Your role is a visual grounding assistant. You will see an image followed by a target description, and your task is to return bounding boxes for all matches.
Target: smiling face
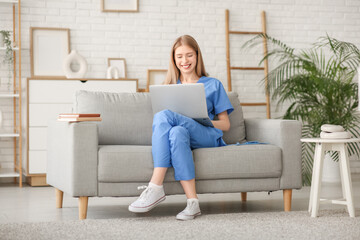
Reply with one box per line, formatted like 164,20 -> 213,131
174,45 -> 197,76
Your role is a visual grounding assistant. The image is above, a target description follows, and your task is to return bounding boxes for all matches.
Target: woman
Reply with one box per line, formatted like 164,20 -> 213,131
128,35 -> 233,220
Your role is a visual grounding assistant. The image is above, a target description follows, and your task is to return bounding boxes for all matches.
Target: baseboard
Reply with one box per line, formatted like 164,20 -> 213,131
27,176 -> 49,186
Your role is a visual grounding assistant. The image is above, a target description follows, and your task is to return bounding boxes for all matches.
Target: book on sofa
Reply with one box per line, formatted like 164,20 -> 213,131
58,113 -> 102,122
59,113 -> 101,118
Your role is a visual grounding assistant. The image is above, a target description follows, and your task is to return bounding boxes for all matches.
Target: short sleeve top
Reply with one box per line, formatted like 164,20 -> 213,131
177,76 -> 234,120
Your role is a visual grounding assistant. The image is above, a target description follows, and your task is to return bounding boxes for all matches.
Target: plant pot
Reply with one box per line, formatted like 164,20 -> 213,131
321,152 -> 341,183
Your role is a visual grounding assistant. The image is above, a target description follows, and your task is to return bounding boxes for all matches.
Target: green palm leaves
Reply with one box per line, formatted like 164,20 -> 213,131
244,34 -> 360,185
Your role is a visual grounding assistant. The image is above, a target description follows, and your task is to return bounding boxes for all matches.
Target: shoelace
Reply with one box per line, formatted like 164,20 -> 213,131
137,185 -> 147,190
137,185 -> 153,202
182,201 -> 196,213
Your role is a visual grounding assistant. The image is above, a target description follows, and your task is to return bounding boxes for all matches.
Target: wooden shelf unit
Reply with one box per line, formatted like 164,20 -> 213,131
0,0 -> 18,4
0,168 -> 20,178
0,93 -> 20,98
0,133 -> 20,137
0,0 -> 22,187
0,47 -> 19,51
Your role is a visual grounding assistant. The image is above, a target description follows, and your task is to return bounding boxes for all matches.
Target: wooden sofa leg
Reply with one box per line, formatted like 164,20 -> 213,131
55,188 -> 64,208
241,192 -> 247,202
79,197 -> 89,220
283,189 -> 292,211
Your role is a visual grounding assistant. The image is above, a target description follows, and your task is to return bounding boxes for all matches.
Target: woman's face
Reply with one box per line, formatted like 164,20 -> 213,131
174,45 -> 197,75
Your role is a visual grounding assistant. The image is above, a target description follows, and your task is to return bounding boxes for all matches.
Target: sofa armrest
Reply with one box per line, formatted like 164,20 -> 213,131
244,118 -> 302,190
46,120 -> 99,197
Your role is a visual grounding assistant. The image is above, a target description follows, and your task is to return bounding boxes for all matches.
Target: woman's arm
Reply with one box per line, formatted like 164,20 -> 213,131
211,111 -> 230,131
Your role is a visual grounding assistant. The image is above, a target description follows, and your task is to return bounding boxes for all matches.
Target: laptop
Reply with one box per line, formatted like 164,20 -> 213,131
149,83 -> 214,127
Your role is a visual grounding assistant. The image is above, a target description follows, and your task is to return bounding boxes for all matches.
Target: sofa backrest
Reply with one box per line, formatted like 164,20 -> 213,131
74,90 -> 245,145
222,92 -> 246,144
74,90 -> 153,145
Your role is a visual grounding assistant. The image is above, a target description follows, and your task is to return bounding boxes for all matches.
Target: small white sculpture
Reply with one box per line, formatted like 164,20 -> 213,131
63,50 -> 88,78
320,124 -> 351,139
320,131 -> 351,139
106,66 -> 120,79
320,124 -> 344,132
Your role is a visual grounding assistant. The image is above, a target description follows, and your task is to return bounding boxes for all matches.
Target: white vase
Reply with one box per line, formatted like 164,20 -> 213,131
321,152 -> 341,183
63,50 -> 88,78
106,66 -> 120,79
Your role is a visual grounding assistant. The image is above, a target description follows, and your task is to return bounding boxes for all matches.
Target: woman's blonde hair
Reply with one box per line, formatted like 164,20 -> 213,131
164,35 -> 208,84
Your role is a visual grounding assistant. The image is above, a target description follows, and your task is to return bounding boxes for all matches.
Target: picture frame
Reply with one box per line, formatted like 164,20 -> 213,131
107,58 -> 127,78
146,69 -> 167,92
30,27 -> 70,78
101,0 -> 139,13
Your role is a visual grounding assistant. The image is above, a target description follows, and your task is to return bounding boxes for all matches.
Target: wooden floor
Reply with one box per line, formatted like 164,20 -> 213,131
1,174 -> 360,223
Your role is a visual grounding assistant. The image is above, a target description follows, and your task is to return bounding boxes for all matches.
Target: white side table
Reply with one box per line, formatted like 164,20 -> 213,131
301,138 -> 360,217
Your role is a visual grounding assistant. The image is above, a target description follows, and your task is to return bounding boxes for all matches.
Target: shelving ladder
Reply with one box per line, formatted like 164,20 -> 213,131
225,9 -> 271,119
0,0 -> 22,187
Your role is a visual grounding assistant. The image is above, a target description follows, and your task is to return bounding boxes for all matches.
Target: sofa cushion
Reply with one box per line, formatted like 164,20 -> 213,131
98,145 -> 177,182
221,92 -> 246,144
98,144 -> 282,183
193,144 -> 282,179
74,91 -> 153,145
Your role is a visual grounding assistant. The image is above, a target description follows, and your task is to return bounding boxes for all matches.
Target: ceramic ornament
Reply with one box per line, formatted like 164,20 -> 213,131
106,66 -> 120,79
63,50 -> 88,78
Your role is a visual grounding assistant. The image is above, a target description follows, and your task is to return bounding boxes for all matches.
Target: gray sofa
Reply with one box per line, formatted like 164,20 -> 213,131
46,90 -> 302,220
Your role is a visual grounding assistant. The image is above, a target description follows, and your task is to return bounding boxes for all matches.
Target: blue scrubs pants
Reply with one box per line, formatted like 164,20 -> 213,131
152,110 -> 224,181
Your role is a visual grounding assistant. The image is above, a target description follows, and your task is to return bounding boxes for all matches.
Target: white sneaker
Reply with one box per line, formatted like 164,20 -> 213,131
128,184 -> 166,213
176,198 -> 201,220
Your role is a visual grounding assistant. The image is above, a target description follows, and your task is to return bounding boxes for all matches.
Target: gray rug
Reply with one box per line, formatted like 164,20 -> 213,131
1,210 -> 360,240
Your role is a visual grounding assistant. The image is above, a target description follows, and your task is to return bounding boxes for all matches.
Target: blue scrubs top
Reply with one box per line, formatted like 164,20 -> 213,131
177,76 -> 234,120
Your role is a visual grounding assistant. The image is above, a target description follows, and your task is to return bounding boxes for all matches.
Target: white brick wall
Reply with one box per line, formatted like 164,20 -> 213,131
1,0 -> 360,178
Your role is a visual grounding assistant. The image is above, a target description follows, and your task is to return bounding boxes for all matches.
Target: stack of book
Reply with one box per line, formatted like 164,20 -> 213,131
57,113 -> 102,122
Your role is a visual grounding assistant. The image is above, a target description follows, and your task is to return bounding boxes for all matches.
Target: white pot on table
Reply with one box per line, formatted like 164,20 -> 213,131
321,152 -> 341,183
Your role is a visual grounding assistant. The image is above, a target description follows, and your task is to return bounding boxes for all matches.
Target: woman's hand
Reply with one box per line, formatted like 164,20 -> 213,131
211,111 -> 230,131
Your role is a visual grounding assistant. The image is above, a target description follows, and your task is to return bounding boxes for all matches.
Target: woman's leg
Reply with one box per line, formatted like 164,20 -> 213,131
150,167 -> 168,185
180,179 -> 198,199
169,126 -> 201,220
178,178 -> 201,220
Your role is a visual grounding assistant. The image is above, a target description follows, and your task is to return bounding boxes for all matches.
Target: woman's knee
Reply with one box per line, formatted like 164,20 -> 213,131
169,126 -> 190,144
153,109 -> 174,124
154,109 -> 173,118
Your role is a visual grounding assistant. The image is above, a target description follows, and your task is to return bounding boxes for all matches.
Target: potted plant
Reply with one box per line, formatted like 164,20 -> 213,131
244,35 -> 360,185
0,30 -> 14,88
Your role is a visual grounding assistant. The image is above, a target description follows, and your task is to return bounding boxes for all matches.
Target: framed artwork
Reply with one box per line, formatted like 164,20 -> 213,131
101,0 -> 139,12
146,69 -> 167,92
30,27 -> 70,78
107,58 -> 127,78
